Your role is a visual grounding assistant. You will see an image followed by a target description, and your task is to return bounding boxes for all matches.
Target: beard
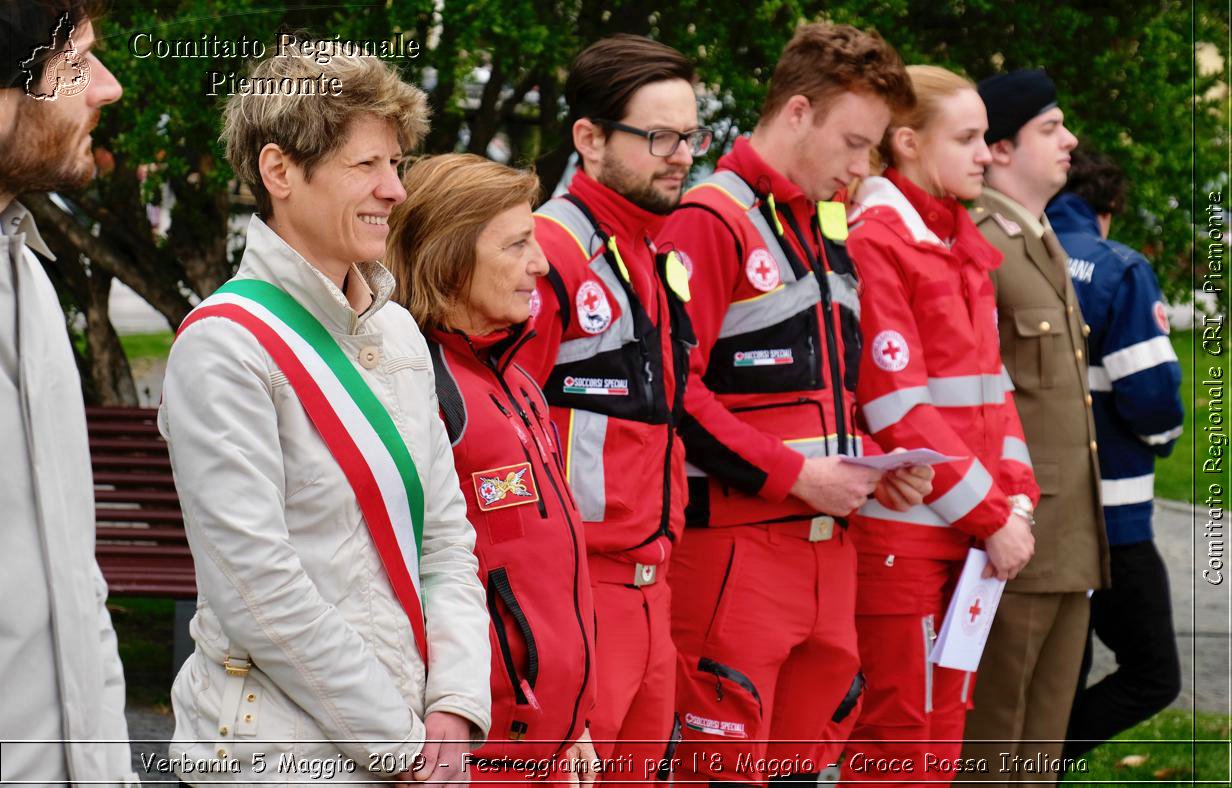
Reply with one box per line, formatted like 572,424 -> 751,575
597,149 -> 687,215
0,100 -> 97,196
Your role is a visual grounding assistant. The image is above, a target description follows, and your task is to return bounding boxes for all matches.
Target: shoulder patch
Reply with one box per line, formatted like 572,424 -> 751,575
472,462 -> 539,511
871,330 -> 910,372
993,213 -> 1022,237
575,280 -> 612,334
745,248 -> 780,292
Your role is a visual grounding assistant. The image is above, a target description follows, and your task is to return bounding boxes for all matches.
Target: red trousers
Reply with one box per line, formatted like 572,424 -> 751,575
669,523 -> 861,784
587,561 -> 677,787
840,553 -> 974,787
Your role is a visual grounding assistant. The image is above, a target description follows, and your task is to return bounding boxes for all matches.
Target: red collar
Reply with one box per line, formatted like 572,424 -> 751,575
719,137 -> 807,205
882,168 -> 1001,271
568,169 -> 666,244
430,323 -> 531,368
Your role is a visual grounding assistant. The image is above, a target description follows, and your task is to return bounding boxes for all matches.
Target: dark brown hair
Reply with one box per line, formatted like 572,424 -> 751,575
565,34 -> 695,135
761,23 -> 914,124
1062,148 -> 1125,216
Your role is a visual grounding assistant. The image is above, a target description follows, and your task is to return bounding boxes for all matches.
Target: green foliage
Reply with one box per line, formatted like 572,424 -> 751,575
1060,709 -> 1231,784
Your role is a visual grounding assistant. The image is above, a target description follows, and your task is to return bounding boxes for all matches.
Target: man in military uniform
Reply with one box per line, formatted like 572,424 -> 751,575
958,69 -> 1110,785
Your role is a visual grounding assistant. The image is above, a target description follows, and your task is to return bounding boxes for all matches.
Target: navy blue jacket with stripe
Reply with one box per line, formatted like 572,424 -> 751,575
1046,192 -> 1184,545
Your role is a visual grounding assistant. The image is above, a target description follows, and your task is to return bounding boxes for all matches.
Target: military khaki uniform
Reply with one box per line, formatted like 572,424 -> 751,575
958,189 -> 1111,785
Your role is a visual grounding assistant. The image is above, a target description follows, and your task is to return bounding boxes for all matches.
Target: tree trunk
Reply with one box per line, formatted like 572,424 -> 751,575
83,269 -> 139,406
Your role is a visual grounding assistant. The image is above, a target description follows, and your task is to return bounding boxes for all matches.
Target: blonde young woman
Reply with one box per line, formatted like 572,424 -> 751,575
387,153 -> 598,786
840,66 -> 1039,786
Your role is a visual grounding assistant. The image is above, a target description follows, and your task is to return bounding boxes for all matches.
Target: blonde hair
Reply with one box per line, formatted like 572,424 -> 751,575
387,154 -> 540,330
220,39 -> 430,217
875,65 -> 975,170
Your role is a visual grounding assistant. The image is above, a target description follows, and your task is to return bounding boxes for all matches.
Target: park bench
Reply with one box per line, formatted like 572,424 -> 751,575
88,405 -> 195,671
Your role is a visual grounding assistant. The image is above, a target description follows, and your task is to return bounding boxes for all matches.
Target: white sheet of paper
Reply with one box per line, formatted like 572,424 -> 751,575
839,448 -> 964,471
928,548 -> 1006,672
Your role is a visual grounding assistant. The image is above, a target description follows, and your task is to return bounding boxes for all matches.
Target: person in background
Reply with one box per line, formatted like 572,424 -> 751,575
656,23 -> 932,785
517,35 -> 704,785
958,68 -> 1110,786
387,152 -> 599,785
841,64 -> 1038,787
1046,148 -> 1183,760
0,0 -> 136,782
160,42 -> 491,784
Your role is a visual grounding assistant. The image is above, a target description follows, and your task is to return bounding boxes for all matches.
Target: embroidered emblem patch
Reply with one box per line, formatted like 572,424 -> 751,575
575,280 -> 612,334
745,248 -> 780,292
563,375 -> 629,396
684,712 -> 749,738
472,462 -> 539,512
871,330 -> 909,372
992,213 -> 1022,237
734,349 -> 794,367
1153,300 -> 1171,334
527,288 -> 542,319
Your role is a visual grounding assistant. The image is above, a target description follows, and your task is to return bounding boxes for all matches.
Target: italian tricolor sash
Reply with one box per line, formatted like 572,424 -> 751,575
178,278 -> 429,660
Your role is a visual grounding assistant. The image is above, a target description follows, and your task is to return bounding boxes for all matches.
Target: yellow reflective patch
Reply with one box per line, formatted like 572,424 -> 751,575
606,237 -> 631,283
818,201 -> 849,241
665,251 -> 691,302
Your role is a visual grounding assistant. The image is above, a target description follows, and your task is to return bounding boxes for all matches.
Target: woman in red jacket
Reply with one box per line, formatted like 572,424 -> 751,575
840,67 -> 1040,786
387,154 -> 597,785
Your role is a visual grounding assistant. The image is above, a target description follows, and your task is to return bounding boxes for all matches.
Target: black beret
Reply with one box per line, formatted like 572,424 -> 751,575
977,68 -> 1058,144
1,1 -> 92,91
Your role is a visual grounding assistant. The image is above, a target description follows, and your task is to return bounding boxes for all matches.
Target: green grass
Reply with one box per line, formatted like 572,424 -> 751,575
1154,329 -> 1226,504
109,596 -> 175,708
1062,709 -> 1231,784
118,331 -> 174,361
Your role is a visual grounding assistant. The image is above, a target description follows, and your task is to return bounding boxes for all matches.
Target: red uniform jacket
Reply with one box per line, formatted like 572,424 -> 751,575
657,137 -> 871,527
428,326 -> 596,757
846,170 -> 1040,559
521,170 -> 688,566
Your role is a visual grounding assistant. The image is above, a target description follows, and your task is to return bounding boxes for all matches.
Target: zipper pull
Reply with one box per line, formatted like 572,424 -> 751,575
714,675 -> 724,703
489,394 -> 528,445
519,679 -> 542,711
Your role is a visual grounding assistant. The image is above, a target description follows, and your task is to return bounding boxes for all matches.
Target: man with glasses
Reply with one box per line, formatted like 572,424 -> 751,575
656,23 -> 928,785
521,34 -> 708,785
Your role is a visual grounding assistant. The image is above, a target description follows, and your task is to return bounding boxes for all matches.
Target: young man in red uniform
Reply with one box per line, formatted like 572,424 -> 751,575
655,24 -> 929,784
519,35 -> 710,784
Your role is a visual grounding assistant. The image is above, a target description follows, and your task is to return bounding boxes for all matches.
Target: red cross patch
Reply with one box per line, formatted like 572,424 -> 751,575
961,590 -> 987,636
871,330 -> 910,372
1153,301 -> 1170,334
745,248 -> 780,292
575,280 -> 613,334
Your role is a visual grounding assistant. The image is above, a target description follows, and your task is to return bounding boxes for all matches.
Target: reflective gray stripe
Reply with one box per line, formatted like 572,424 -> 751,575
1088,365 -> 1112,391
1001,365 -> 1015,392
785,434 -> 864,458
702,169 -> 757,210
685,460 -> 707,478
858,498 -> 948,527
1140,425 -> 1183,446
922,616 -> 936,713
1103,336 -> 1178,381
568,410 -> 608,521
1001,436 -> 1033,467
828,271 -> 860,319
927,374 -> 1010,407
536,198 -> 638,365
862,386 -> 931,433
719,276 -> 820,338
1101,473 -> 1155,506
930,459 -> 993,523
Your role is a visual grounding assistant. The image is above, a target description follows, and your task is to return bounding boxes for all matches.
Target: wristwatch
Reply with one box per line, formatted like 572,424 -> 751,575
1008,494 -> 1035,527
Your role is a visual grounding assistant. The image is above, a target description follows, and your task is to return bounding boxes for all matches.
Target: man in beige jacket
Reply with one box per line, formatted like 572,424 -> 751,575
959,69 -> 1110,785
0,2 -> 137,783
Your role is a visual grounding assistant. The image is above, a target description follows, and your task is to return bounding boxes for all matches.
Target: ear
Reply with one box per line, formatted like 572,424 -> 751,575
987,138 -> 1015,167
783,94 -> 813,132
890,126 -> 918,163
572,118 -> 606,171
258,143 -> 294,202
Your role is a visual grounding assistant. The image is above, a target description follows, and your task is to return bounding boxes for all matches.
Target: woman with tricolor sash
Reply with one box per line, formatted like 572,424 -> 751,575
387,154 -> 599,786
159,44 -> 491,785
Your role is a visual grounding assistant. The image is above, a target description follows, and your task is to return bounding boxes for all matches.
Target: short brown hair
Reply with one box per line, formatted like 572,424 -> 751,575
387,153 -> 540,329
761,23 -> 914,124
565,34 -> 695,133
878,65 -> 974,169
220,38 -> 429,217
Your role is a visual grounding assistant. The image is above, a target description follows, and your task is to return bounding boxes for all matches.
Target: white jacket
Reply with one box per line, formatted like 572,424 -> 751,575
0,202 -> 138,784
159,216 -> 491,783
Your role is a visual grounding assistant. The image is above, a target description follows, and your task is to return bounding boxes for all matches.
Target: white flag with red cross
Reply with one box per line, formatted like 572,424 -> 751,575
929,548 -> 1006,672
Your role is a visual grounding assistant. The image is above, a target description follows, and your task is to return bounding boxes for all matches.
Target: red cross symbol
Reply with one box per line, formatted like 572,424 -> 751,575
881,341 -> 903,361
968,598 -> 982,622
582,289 -> 600,310
755,259 -> 774,279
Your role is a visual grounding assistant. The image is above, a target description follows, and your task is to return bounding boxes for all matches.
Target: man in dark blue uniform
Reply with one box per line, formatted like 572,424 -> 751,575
1046,149 -> 1183,759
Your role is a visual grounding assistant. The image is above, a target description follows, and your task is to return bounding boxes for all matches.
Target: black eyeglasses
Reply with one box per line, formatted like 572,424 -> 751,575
595,119 -> 714,157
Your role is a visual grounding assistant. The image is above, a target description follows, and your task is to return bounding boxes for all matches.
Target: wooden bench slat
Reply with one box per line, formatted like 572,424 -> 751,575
96,489 -> 181,504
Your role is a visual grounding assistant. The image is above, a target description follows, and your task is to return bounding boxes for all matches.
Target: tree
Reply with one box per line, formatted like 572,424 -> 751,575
29,0 -> 1225,403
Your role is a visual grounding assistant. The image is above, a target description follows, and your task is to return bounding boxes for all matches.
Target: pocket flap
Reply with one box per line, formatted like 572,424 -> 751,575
1013,307 -> 1065,337
1033,459 -> 1060,495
